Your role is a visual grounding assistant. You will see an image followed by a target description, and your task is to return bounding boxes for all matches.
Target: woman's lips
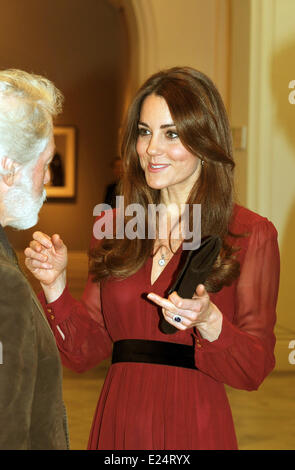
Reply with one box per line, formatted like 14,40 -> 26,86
148,162 -> 170,172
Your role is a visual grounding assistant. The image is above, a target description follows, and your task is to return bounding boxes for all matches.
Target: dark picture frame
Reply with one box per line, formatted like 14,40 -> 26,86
45,126 -> 76,198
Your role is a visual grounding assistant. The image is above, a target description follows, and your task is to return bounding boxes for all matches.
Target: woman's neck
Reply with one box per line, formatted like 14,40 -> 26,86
159,163 -> 200,210
160,188 -> 188,211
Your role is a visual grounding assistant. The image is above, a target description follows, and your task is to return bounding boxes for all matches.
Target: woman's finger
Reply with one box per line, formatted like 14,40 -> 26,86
25,257 -> 36,270
24,247 -> 48,262
32,231 -> 52,249
29,259 -> 53,269
169,286 -> 209,312
163,309 -> 191,328
148,292 -> 201,322
163,310 -> 187,330
25,258 -> 46,274
193,284 -> 207,298
51,234 -> 65,251
147,292 -> 175,312
29,239 -> 45,252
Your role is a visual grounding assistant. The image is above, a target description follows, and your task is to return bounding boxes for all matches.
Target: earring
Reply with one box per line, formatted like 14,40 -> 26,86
201,160 -> 204,166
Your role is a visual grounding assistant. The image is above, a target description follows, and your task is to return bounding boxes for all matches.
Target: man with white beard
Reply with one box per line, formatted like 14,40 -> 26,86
0,69 -> 69,449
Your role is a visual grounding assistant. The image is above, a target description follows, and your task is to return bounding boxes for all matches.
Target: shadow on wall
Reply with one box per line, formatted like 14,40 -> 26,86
270,41 -> 295,333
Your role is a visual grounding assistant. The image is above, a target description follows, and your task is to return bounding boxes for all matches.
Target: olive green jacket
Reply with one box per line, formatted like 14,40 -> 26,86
0,225 -> 69,450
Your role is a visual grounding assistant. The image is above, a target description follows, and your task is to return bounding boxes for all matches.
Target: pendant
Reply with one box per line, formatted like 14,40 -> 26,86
158,256 -> 166,267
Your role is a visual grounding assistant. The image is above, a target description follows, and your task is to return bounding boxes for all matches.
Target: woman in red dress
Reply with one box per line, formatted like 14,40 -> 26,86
24,67 -> 280,450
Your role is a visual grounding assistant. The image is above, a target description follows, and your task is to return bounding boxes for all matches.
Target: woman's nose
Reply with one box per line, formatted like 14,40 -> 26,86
146,135 -> 162,156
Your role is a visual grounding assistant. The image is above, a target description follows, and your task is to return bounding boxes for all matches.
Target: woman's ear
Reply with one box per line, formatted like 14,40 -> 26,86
1,157 -> 20,186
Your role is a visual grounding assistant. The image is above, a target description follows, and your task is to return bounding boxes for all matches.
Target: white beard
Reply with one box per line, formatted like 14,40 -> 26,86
3,168 -> 47,230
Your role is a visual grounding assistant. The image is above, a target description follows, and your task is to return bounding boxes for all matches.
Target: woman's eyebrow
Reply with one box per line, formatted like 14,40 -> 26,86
138,121 -> 176,128
160,123 -> 176,129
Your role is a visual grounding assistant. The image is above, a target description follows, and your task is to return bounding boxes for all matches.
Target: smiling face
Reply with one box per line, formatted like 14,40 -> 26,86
136,94 -> 201,197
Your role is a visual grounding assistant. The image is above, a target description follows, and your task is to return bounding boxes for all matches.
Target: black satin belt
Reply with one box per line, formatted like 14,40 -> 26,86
112,339 -> 198,370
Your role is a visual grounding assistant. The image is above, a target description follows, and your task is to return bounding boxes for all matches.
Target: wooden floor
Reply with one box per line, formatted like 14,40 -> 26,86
17,251 -> 295,450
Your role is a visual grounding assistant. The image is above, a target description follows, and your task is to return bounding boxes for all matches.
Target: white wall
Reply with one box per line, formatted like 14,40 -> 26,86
124,0 -> 230,108
231,0 -> 295,370
148,0 -> 230,106
270,0 -> 295,369
229,0 -> 250,205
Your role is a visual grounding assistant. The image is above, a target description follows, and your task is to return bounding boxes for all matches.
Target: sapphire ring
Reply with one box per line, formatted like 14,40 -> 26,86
172,314 -> 182,323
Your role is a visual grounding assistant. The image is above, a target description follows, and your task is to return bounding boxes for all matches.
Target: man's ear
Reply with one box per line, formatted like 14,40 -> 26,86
1,157 -> 21,186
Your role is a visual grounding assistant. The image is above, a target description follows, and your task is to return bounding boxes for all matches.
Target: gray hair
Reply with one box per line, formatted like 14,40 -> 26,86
0,69 -> 63,175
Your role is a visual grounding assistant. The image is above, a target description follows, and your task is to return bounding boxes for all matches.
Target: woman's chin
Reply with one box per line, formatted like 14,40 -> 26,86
145,175 -> 169,190
146,182 -> 167,190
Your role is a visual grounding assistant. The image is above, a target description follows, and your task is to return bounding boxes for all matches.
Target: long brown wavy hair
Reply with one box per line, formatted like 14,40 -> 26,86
90,67 -> 241,292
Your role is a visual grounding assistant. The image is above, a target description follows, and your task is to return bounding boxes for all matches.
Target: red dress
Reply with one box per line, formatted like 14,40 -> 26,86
39,204 -> 280,450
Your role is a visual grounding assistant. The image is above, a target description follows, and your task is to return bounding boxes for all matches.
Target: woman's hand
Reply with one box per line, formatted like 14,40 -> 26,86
147,284 -> 223,342
24,232 -> 68,302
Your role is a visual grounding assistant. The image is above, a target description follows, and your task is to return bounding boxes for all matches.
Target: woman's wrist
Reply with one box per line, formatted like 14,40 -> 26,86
196,304 -> 223,342
41,270 -> 67,303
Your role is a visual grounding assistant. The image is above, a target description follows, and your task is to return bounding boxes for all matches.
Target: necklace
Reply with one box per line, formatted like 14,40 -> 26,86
158,253 -> 166,267
158,246 -> 169,266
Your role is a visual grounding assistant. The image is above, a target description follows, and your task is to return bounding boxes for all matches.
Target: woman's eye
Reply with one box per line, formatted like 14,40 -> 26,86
138,127 -> 150,136
166,130 -> 178,139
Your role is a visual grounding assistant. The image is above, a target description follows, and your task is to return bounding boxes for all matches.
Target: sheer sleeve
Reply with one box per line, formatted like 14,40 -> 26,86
38,277 -> 112,373
38,215 -> 113,373
193,220 -> 280,391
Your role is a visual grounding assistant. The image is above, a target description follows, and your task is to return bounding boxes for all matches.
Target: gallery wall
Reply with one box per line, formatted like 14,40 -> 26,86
230,0 -> 295,369
1,0 -> 127,250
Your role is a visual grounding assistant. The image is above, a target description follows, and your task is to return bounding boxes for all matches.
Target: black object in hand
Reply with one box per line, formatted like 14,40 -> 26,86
159,236 -> 222,334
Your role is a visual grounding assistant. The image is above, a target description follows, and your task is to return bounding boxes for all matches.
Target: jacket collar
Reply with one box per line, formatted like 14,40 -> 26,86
0,224 -> 19,265
0,224 -> 52,328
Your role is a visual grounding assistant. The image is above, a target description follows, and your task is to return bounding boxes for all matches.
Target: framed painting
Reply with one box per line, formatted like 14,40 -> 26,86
45,126 -> 76,198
